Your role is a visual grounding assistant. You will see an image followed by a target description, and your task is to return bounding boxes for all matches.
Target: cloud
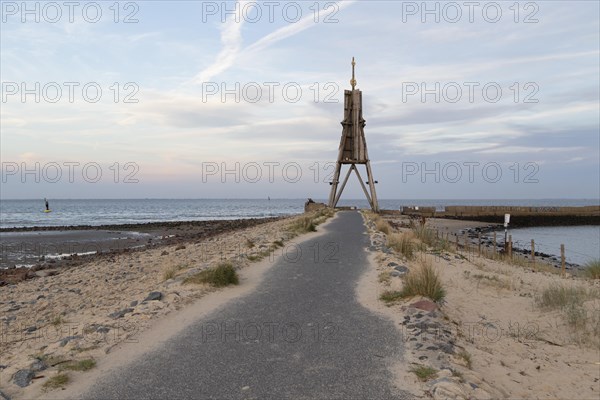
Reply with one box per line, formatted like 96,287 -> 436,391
192,1 -> 247,84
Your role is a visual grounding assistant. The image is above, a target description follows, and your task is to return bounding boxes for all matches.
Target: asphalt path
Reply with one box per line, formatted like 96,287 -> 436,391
82,211 -> 411,399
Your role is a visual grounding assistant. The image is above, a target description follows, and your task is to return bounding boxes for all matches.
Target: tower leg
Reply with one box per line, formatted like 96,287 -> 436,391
328,161 -> 342,208
333,165 -> 353,208
352,166 -> 373,209
365,161 -> 379,212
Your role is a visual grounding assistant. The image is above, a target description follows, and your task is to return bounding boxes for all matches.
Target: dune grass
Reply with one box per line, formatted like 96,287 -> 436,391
387,232 -> 415,260
375,218 -> 391,234
536,283 -> 600,346
409,365 -> 437,381
60,359 -> 96,372
400,262 -> 446,303
582,259 -> 600,280
183,262 -> 239,287
379,262 -> 446,304
42,373 -> 69,391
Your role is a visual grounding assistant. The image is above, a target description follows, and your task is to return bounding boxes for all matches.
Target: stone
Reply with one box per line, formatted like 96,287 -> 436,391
430,380 -> 468,400
411,300 -> 438,312
13,369 -> 35,387
96,326 -> 110,334
35,269 -> 58,278
144,291 -> 163,302
387,262 -> 399,267
394,265 -> 409,273
24,326 -> 37,333
390,271 -> 401,277
30,359 -> 47,372
60,335 -> 83,347
161,251 -> 169,256
130,300 -> 138,307
439,343 -> 455,354
109,308 -> 134,319
0,389 -> 11,400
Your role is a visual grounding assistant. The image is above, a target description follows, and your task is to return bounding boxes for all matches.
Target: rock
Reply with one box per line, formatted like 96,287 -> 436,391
0,389 -> 10,400
96,326 -> 110,334
411,300 -> 438,312
60,335 -> 83,347
35,269 -> 58,278
387,262 -> 399,267
30,359 -> 47,372
439,343 -> 455,354
394,265 -> 409,273
175,245 -> 186,251
109,308 -> 134,319
161,251 -> 169,256
143,291 -> 163,302
390,271 -> 401,277
130,300 -> 138,307
13,369 -> 35,387
430,379 -> 468,400
24,326 -> 37,333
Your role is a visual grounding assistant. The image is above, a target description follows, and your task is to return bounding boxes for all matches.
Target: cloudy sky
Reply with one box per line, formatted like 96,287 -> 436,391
1,0 -> 598,199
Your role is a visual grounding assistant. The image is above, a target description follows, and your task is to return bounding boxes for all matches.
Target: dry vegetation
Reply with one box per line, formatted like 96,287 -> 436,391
183,262 -> 239,287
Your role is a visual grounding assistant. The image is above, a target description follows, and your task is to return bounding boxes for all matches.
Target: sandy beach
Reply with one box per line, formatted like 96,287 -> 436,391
1,209 -> 598,399
0,210 -> 331,399
361,212 -> 600,399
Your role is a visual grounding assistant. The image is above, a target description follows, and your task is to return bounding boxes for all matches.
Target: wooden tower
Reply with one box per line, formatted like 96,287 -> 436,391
328,58 -> 379,212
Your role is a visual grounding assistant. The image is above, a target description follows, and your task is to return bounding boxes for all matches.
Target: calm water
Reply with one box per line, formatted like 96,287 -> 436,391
495,226 -> 600,266
1,198 -> 597,228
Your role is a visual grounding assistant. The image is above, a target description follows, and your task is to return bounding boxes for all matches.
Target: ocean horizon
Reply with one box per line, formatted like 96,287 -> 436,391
1,198 -> 599,229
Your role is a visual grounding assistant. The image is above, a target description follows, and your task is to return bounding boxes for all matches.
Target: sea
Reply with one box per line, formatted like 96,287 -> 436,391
0,198 -> 598,266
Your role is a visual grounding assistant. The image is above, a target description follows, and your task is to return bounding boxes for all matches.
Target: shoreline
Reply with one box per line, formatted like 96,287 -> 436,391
0,217 -> 284,282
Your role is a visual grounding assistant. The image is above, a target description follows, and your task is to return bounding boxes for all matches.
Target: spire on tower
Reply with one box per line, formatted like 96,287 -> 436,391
350,57 -> 357,90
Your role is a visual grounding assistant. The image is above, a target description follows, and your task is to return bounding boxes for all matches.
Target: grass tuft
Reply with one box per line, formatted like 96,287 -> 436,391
183,262 -> 239,287
400,262 -> 446,303
42,373 -> 69,391
387,232 -> 415,260
582,259 -> 600,280
409,365 -> 437,381
457,350 -> 472,369
60,359 -> 96,372
535,284 -> 591,310
379,290 -> 403,303
375,219 -> 391,234
536,283 -> 600,347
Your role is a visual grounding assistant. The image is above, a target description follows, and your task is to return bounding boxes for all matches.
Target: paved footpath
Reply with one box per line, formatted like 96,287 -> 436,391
83,211 -> 412,399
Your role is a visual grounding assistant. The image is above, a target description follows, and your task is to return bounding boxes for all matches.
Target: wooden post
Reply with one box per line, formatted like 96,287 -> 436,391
508,235 -> 512,259
456,234 -> 459,251
478,233 -> 481,256
561,244 -> 566,276
464,236 -> 469,260
493,232 -> 497,257
531,239 -> 535,267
